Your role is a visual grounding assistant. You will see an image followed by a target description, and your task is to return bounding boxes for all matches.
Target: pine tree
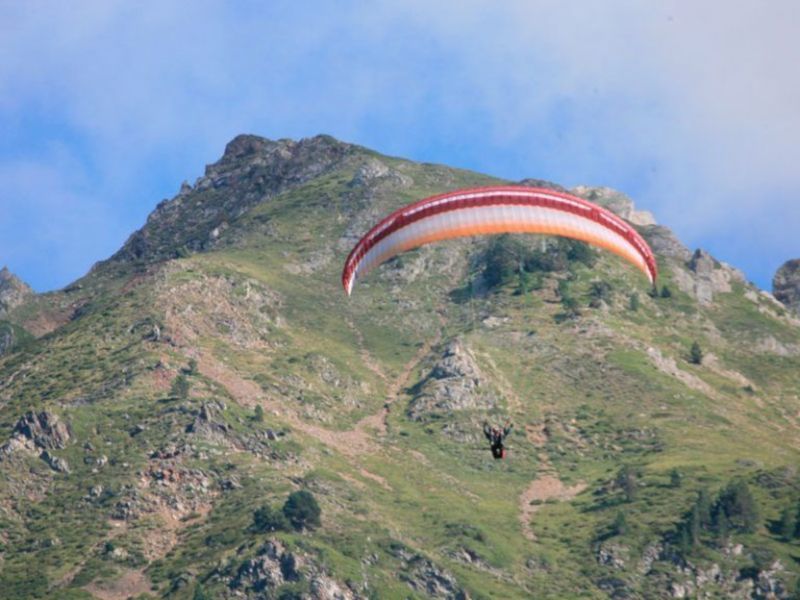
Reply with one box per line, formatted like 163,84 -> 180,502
716,479 -> 758,533
612,510 -> 628,536
616,466 -> 638,502
670,468 -> 682,488
629,292 -> 640,312
689,341 -> 704,365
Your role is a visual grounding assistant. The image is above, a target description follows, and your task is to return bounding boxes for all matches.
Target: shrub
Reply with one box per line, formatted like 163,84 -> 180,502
171,374 -> 191,400
282,490 -> 321,531
252,505 -> 289,533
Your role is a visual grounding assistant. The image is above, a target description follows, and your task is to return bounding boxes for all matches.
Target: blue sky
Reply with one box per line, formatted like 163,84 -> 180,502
1,1 -> 798,292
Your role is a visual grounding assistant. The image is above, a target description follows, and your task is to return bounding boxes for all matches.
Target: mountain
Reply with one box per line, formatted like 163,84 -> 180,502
1,135 -> 799,599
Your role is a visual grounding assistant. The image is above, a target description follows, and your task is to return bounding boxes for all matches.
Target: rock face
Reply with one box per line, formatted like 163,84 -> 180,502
0,267 -> 33,316
407,339 -> 493,420
773,259 -> 800,314
672,249 -> 745,305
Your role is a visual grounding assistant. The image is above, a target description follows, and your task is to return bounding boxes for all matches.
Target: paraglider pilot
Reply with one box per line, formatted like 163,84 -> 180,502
483,421 -> 513,459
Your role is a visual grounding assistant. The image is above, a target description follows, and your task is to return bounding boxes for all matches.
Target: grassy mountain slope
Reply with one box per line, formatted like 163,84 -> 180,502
1,135 -> 799,599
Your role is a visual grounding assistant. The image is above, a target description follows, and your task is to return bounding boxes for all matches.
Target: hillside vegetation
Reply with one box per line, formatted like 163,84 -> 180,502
1,135 -> 799,599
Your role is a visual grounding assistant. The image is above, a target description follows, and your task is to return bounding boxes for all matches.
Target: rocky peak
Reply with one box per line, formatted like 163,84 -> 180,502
105,134 -> 358,265
0,266 -> 33,315
773,259 -> 800,314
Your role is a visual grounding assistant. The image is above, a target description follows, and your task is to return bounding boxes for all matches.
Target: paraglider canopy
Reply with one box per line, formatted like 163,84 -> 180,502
342,186 -> 657,295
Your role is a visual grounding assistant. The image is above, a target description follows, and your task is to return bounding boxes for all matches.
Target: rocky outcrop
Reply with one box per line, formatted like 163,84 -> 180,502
230,539 -> 361,599
773,259 -> 800,314
0,267 -> 33,316
670,249 -> 745,305
0,411 -> 71,457
572,186 -> 656,226
407,339 -> 494,420
349,157 -> 412,189
40,450 -> 70,473
389,544 -> 468,599
642,225 -> 692,261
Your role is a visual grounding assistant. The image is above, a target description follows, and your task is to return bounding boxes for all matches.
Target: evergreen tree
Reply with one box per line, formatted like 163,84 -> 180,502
677,524 -> 693,556
616,466 -> 638,502
628,292 -> 640,312
716,511 -> 730,541
716,479 -> 758,533
254,404 -> 265,422
688,504 -> 701,545
283,490 -> 321,531
612,510 -> 628,536
689,341 -> 704,365
669,468 -> 682,488
696,489 -> 713,529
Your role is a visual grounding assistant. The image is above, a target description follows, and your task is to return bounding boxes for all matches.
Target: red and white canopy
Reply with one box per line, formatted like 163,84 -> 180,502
342,186 -> 657,295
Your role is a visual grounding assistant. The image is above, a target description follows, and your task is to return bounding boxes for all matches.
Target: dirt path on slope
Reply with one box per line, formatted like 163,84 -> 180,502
353,312 -> 446,437
285,312 -> 445,463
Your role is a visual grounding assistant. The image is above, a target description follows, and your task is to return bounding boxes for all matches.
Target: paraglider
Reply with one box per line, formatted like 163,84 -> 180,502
342,186 -> 657,295
484,421 -> 513,459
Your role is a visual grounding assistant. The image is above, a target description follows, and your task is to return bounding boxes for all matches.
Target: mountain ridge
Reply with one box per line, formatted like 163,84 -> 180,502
1,134 -> 799,599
